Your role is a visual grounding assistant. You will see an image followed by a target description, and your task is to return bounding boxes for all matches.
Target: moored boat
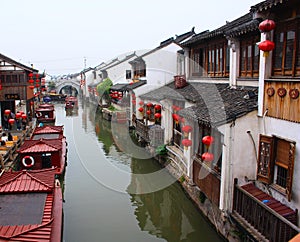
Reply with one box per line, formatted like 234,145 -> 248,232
17,125 -> 67,176
65,96 -> 78,109
0,168 -> 63,242
35,103 -> 56,124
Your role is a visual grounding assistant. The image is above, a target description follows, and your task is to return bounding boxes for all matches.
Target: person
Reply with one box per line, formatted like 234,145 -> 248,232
1,133 -> 8,142
8,132 -> 13,141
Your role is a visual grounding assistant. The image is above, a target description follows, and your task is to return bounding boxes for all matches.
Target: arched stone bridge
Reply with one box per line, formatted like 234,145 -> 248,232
55,78 -> 81,94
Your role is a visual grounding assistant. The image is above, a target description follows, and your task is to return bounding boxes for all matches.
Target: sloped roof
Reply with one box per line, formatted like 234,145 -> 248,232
140,82 -> 258,127
0,168 -> 56,193
18,139 -> 62,153
0,53 -> 38,72
130,28 -> 195,63
110,80 -> 147,92
0,168 -> 61,241
250,0 -> 289,13
182,13 -> 260,46
33,125 -> 64,134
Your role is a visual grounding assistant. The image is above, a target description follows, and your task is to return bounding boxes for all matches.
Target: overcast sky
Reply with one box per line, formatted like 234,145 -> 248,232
1,0 -> 261,76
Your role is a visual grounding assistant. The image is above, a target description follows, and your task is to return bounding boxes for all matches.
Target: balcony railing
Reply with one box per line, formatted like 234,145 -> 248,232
135,119 -> 150,142
232,179 -> 300,242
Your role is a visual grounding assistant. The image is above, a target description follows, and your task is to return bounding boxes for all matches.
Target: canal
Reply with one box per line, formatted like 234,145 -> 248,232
54,100 -> 225,242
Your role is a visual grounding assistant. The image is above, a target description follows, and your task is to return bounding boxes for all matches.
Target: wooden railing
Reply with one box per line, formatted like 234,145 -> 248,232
135,119 -> 149,142
233,179 -> 300,242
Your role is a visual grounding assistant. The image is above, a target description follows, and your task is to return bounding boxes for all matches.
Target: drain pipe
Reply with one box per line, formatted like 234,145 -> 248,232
247,130 -> 258,162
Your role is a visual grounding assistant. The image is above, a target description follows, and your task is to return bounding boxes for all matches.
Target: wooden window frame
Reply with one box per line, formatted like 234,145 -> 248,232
272,18 -> 300,77
239,35 -> 260,78
257,134 -> 296,201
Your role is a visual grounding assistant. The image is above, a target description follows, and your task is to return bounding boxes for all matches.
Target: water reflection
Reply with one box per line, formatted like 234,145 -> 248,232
60,100 -> 224,242
92,107 -> 224,242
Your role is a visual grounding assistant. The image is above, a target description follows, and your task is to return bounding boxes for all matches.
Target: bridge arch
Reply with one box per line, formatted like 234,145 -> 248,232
55,78 -> 81,94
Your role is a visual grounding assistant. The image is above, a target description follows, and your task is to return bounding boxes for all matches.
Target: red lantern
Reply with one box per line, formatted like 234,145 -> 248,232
35,83 -> 40,88
138,100 -> 144,106
258,40 -> 275,57
202,136 -> 214,146
154,105 -> 161,110
36,79 -> 40,83
259,19 -> 275,32
29,85 -> 35,89
182,125 -> 192,133
21,114 -> 27,119
182,139 -> 192,150
201,152 -> 214,162
154,113 -> 161,119
15,113 -> 22,119
146,110 -> 151,115
172,113 -> 179,122
4,109 -> 11,115
146,102 -> 153,108
28,79 -> 34,84
28,73 -> 33,78
182,125 -> 192,137
138,107 -> 144,112
8,119 -> 15,124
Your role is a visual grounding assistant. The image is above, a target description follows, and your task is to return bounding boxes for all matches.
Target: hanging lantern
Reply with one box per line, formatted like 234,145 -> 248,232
201,152 -> 214,162
146,110 -> 151,115
154,113 -> 161,119
8,119 -> 15,124
146,102 -> 153,108
36,78 -> 40,83
138,100 -> 144,106
4,109 -> 11,115
15,113 -> 22,119
28,73 -> 33,78
29,85 -> 35,89
172,113 -> 180,124
182,125 -> 193,137
202,136 -> 214,146
138,107 -> 144,113
21,114 -> 27,119
182,139 -> 192,150
35,83 -> 40,88
259,19 -> 275,32
28,79 -> 34,84
132,100 -> 136,105
258,40 -> 275,57
154,104 -> 161,110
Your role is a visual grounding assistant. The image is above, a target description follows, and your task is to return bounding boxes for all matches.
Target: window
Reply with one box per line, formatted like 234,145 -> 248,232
273,19 -> 300,76
189,40 -> 229,78
239,34 -> 260,78
195,125 -> 222,174
257,135 -> 296,201
126,70 -> 131,80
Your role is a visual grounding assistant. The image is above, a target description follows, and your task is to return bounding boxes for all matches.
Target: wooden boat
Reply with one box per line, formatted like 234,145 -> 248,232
65,96 -> 78,109
35,104 -> 56,124
17,125 -> 67,176
0,168 -> 63,242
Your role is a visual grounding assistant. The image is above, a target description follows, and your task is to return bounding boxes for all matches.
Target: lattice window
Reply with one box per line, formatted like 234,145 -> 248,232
257,135 -> 296,201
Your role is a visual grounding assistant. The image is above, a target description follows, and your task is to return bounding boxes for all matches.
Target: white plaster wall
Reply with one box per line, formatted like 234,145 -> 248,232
143,43 -> 181,86
263,117 -> 300,212
106,60 -> 133,84
84,69 -> 95,99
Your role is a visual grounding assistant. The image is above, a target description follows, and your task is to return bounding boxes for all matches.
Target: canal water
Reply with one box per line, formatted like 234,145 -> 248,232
54,100 -> 225,242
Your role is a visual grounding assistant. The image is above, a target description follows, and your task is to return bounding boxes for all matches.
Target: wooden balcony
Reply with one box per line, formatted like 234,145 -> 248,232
232,179 -> 300,242
135,119 -> 150,142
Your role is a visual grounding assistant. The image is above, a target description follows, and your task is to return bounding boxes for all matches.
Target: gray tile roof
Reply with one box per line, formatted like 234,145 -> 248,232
140,82 -> 258,127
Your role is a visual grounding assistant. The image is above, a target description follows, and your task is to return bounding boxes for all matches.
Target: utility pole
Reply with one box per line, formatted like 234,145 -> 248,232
84,57 -> 86,69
